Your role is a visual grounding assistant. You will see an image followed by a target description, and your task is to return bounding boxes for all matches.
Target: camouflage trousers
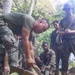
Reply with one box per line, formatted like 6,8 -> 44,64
0,25 -> 19,67
65,38 -> 75,55
58,38 -> 75,75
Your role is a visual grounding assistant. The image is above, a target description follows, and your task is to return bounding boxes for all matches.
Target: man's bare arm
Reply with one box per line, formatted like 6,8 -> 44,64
21,27 -> 34,66
65,29 -> 75,33
4,51 -> 10,75
4,51 -> 9,67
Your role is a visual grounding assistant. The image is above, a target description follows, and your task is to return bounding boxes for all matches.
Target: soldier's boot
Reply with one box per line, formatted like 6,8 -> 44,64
61,71 -> 67,75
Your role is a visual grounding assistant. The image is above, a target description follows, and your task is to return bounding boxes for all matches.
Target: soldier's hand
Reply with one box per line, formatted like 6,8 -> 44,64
27,58 -> 35,67
65,29 -> 72,33
4,66 -> 10,75
33,64 -> 41,72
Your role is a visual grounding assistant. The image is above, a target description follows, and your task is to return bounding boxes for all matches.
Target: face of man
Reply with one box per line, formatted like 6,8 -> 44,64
53,22 -> 59,29
33,19 -> 49,33
42,43 -> 48,51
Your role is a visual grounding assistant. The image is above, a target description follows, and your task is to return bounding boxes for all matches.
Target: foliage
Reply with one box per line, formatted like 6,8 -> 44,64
12,0 -> 30,13
35,28 -> 54,56
36,28 -> 53,44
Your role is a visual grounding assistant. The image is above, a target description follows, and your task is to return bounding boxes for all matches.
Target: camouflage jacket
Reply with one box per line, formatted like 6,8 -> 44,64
39,49 -> 56,71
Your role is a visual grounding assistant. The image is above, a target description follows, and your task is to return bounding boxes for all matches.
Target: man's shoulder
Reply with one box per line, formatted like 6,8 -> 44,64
60,17 -> 66,22
49,49 -> 55,54
60,17 -> 67,25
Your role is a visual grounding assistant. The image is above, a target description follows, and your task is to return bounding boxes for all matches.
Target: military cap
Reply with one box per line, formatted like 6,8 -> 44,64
63,3 -> 73,10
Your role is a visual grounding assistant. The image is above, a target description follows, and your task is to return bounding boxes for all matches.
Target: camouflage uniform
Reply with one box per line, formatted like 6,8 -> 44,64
59,3 -> 75,75
0,24 -> 18,75
39,49 -> 56,75
50,30 -> 70,75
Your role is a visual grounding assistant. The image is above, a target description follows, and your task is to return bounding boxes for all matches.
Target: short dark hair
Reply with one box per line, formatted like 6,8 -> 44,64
52,20 -> 59,24
42,42 -> 48,47
41,18 -> 50,28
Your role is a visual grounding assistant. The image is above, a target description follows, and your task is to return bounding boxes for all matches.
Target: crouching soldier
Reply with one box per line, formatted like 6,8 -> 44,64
36,42 -> 56,75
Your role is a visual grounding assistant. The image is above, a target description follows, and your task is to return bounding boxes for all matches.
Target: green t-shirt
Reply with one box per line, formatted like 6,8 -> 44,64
2,12 -> 36,35
60,15 -> 75,38
60,15 -> 75,30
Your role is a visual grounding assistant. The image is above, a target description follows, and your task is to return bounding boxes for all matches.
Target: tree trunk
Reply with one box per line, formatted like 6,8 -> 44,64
28,0 -> 35,16
2,0 -> 12,14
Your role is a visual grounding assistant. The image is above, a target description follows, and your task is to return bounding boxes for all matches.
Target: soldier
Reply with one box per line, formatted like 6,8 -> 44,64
59,2 -> 75,75
50,20 -> 61,50
0,12 -> 50,75
39,42 -> 56,75
50,20 -> 63,75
